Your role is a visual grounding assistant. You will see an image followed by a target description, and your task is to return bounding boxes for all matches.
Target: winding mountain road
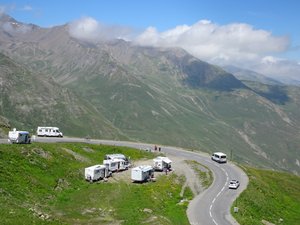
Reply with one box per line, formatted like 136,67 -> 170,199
1,137 -> 248,224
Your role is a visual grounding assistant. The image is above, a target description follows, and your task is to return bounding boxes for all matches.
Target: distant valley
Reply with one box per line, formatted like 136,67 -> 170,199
1,14 -> 300,175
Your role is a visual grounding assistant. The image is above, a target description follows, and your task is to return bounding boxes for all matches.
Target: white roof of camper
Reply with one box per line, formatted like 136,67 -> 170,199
132,165 -> 153,172
9,130 -> 29,134
153,156 -> 172,164
107,154 -> 126,158
38,126 -> 59,129
85,164 -> 106,170
104,158 -> 125,163
213,152 -> 227,156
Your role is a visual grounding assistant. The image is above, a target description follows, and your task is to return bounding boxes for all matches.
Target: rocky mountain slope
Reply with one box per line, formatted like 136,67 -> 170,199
1,14 -> 300,174
0,52 -> 125,139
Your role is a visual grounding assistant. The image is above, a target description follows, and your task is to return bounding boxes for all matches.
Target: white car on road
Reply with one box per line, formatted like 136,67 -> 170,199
229,180 -> 240,189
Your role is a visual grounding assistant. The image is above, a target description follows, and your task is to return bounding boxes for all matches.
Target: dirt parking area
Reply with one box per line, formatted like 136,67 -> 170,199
105,154 -> 205,196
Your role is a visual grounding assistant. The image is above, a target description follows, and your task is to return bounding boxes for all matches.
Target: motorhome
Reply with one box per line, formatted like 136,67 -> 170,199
211,152 -> 227,163
37,127 -> 63,137
104,154 -> 130,167
131,165 -> 154,182
153,156 -> 172,171
85,164 -> 111,182
105,154 -> 128,161
8,128 -> 31,144
103,158 -> 129,172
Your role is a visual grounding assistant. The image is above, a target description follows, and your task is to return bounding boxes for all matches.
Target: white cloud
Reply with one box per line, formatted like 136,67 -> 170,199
133,20 -> 300,81
21,5 -> 33,11
69,17 -> 100,41
67,17 -> 300,81
134,20 -> 289,64
256,56 -> 300,81
68,17 -> 134,42
0,4 -> 15,15
0,6 -> 5,15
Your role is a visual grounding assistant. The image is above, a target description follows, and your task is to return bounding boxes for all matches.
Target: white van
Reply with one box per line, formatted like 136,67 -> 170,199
37,127 -> 63,137
211,152 -> 227,163
8,128 -> 31,144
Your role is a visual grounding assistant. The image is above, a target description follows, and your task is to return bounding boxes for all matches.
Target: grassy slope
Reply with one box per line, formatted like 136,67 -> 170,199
0,53 -> 125,140
2,45 -> 300,175
72,66 -> 300,174
232,166 -> 300,225
0,143 -> 192,225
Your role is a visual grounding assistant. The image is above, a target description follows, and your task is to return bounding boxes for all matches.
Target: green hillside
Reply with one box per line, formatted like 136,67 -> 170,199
0,143 -> 191,225
1,16 -> 300,175
232,166 -> 300,225
0,52 -> 126,139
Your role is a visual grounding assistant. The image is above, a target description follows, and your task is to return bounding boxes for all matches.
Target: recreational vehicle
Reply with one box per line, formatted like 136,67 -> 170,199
8,128 -> 31,144
85,164 -> 111,182
104,154 -> 130,167
211,152 -> 227,163
103,158 -> 129,172
36,127 -> 63,137
131,165 -> 154,182
153,156 -> 172,171
105,154 -> 128,161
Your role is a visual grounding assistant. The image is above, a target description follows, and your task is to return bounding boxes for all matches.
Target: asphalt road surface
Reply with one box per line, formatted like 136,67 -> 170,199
1,137 -> 248,225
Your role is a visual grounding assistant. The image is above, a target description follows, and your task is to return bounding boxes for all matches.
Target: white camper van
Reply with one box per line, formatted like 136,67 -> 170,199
131,165 -> 154,182
153,156 -> 172,171
85,165 -> 111,182
8,128 -> 31,144
103,158 -> 129,172
211,152 -> 227,163
104,154 -> 130,167
105,154 -> 128,161
37,127 -> 63,137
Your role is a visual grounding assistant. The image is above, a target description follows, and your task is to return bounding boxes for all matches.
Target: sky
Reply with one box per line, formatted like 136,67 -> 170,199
1,0 -> 300,81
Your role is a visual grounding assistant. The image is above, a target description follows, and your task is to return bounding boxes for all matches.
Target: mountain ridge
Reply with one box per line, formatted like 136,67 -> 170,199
1,14 -> 300,175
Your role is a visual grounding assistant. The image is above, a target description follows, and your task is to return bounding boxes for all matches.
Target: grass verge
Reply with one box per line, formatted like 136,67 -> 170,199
232,166 -> 300,225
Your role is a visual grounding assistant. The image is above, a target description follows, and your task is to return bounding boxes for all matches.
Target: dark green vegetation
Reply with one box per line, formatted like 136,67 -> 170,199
1,14 -> 300,175
232,166 -> 300,225
0,143 -> 192,225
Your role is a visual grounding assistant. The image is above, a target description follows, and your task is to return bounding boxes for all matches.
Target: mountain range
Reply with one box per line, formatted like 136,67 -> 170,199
1,14 -> 300,175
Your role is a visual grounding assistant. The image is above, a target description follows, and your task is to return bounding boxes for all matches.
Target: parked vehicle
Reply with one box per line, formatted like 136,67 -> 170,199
131,165 -> 154,182
104,154 -> 130,167
211,152 -> 227,163
8,128 -> 31,144
103,158 -> 129,172
105,154 -> 128,161
36,127 -> 63,137
229,180 -> 240,189
85,164 -> 111,182
153,156 -> 172,171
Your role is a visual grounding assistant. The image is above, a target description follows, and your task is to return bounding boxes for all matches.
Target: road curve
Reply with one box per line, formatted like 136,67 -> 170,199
1,137 -> 248,225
